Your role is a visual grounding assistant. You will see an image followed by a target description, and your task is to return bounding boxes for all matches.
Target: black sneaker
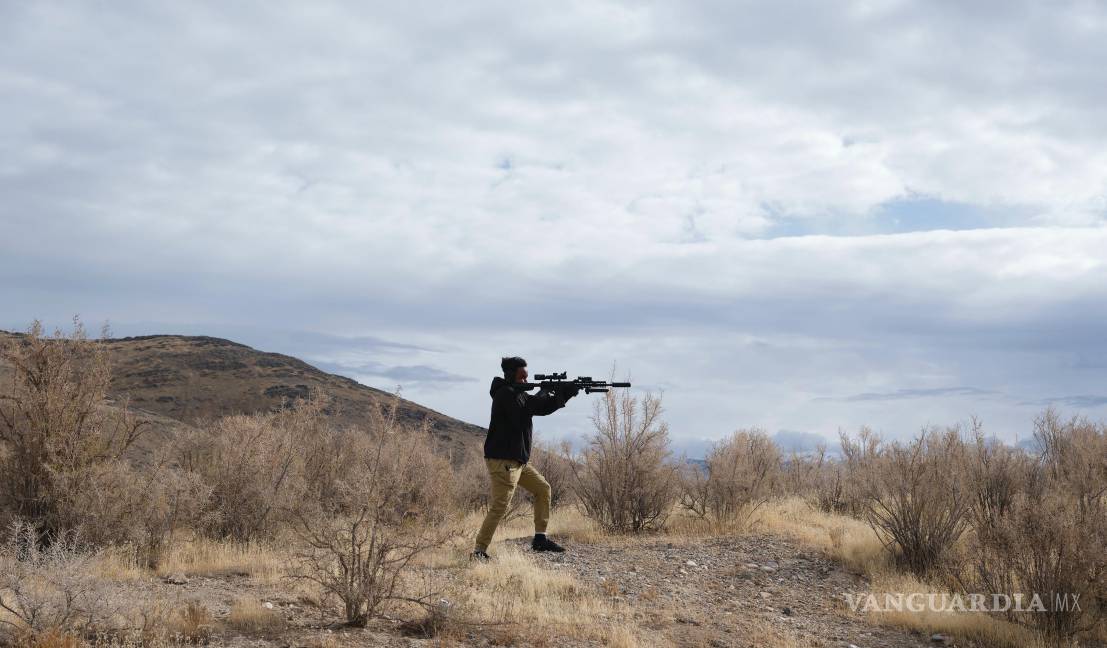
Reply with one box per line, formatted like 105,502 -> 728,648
531,535 -> 566,553
470,550 -> 492,563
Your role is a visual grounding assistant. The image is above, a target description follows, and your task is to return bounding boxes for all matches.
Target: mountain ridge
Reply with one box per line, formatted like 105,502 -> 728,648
0,330 -> 486,457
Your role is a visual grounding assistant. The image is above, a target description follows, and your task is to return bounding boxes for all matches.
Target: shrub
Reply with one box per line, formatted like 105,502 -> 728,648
679,428 -> 780,528
176,389 -> 356,542
568,387 -> 677,533
528,440 -> 575,509
288,398 -> 458,627
854,426 -> 969,578
779,445 -> 823,498
1034,408 -> 1107,515
68,459 -> 208,569
811,452 -> 851,516
962,412 -> 1107,641
0,520 -> 121,642
838,426 -> 882,518
450,442 -> 495,514
973,483 -> 1106,641
0,320 -> 146,543
964,421 -> 1030,536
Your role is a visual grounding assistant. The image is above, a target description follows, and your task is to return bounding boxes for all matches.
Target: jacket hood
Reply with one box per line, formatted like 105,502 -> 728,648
489,376 -> 508,397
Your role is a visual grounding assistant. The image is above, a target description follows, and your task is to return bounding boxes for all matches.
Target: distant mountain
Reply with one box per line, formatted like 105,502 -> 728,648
773,429 -> 838,457
0,331 -> 486,458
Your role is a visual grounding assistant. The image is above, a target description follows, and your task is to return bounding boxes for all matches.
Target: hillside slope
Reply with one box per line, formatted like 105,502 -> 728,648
0,331 -> 485,456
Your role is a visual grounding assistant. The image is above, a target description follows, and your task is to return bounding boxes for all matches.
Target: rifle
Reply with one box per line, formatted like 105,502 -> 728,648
515,372 -> 632,394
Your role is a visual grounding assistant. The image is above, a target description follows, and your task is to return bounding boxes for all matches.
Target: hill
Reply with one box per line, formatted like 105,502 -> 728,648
0,331 -> 486,457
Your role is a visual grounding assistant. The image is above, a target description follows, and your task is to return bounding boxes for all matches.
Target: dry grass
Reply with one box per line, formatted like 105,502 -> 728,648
605,623 -> 640,648
756,498 -> 1038,648
155,536 -> 286,582
226,597 -> 286,634
755,497 -> 887,574
88,546 -> 149,582
861,572 -> 1044,648
742,616 -> 820,648
80,535 -> 285,584
663,506 -> 760,539
10,628 -> 83,648
433,543 -> 633,644
300,633 -> 341,648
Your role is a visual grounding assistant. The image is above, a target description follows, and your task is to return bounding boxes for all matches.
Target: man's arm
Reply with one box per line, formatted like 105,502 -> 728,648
524,385 -> 577,416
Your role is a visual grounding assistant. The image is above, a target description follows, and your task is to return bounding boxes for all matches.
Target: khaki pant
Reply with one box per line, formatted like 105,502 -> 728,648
475,458 -> 551,551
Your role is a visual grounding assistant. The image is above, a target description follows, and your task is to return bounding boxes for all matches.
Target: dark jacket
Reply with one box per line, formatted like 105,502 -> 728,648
484,376 -> 567,464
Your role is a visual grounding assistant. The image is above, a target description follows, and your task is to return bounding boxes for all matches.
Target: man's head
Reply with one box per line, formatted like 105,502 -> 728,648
501,356 -> 527,383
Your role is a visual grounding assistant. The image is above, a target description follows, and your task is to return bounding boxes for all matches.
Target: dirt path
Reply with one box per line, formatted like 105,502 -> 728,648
512,532 -> 935,648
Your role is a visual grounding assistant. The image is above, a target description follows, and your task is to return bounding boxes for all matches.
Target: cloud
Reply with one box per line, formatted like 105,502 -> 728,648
819,386 -> 999,403
1018,395 -> 1107,409
3,1 -> 1107,445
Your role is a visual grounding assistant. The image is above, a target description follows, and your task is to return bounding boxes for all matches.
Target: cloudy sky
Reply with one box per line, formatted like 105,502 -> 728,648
3,1 -> 1106,456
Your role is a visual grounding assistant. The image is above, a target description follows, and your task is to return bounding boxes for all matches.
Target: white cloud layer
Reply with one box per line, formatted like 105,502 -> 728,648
3,1 -> 1107,453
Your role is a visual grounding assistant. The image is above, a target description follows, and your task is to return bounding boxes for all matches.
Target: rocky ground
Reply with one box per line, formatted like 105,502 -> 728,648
135,530 -> 952,648
513,532 -> 941,648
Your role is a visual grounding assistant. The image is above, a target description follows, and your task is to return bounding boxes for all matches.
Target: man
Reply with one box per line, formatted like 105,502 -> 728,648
471,356 -> 579,562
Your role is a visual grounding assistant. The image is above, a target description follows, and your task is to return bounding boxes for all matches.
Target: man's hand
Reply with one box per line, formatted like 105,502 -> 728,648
559,384 -> 581,400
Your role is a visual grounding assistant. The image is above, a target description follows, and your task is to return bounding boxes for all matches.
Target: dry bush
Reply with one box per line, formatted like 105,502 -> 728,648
0,521 -> 121,643
837,426 -> 882,517
528,440 -> 574,509
957,424 -> 1032,603
176,406 -> 302,542
450,443 -> 490,514
779,444 -> 826,498
176,389 -> 363,542
963,422 -> 1030,534
288,396 -> 459,627
0,320 -> 146,544
76,461 -> 208,570
779,444 -> 854,516
960,411 -> 1107,642
782,430 -> 878,517
568,387 -> 677,534
980,486 -> 1106,641
1034,408 -> 1107,514
679,428 -> 780,529
854,426 -> 970,578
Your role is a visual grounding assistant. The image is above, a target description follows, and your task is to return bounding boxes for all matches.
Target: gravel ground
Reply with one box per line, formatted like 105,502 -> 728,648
134,531 -> 945,648
510,532 -> 939,648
